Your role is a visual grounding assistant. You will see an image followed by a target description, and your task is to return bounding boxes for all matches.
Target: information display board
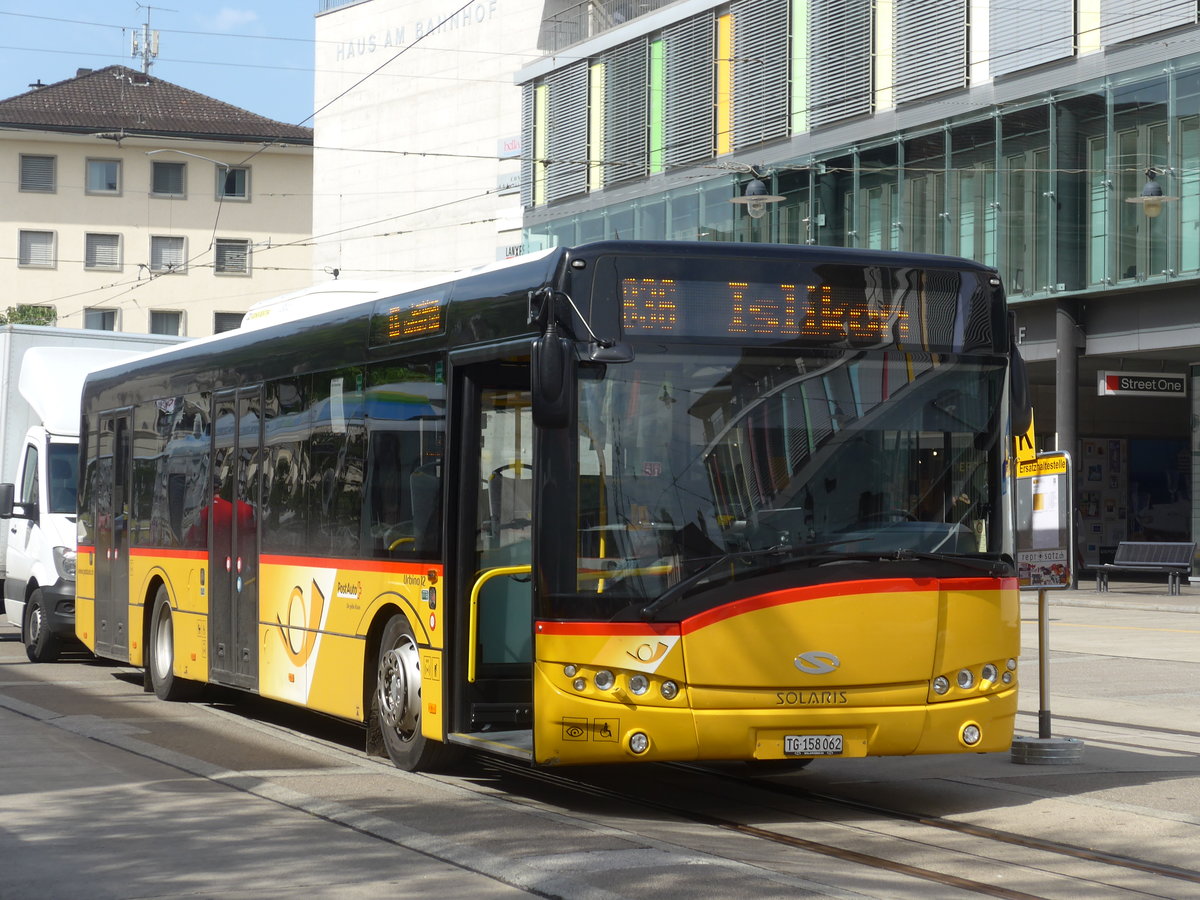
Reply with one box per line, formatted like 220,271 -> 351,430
1016,451 -> 1073,590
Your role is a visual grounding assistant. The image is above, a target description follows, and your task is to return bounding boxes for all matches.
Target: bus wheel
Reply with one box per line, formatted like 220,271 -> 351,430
149,586 -> 200,702
374,615 -> 455,772
24,589 -> 61,663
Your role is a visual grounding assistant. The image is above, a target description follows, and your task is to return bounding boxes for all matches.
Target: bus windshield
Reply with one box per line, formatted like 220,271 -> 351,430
566,346 -> 1008,619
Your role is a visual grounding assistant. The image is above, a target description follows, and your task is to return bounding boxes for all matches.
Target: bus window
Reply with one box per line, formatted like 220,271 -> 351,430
362,361 -> 445,559
261,378 -> 308,552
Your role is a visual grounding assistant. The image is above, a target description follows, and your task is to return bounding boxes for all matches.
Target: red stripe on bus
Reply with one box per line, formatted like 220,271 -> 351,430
260,554 -> 443,575
680,576 -> 1016,634
128,547 -> 208,560
536,621 -> 681,637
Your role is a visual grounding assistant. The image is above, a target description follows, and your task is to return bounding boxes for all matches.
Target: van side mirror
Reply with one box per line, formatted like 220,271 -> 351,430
0,483 -> 14,519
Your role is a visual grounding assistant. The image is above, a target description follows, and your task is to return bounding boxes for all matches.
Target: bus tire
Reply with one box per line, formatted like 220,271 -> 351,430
24,589 -> 61,663
149,586 -> 201,702
373,614 -> 457,772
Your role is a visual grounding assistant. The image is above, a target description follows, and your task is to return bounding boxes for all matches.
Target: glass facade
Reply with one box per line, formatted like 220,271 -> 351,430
525,54 -> 1200,305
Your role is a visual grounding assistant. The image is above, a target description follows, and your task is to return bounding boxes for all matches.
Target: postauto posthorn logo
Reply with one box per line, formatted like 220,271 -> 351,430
794,650 -> 840,675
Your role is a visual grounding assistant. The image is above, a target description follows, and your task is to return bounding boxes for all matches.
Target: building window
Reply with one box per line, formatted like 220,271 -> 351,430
85,233 -> 122,270
151,161 -> 186,197
84,308 -> 118,331
86,158 -> 121,194
19,155 -> 55,192
214,312 -> 244,333
217,166 -> 250,200
150,235 -> 186,273
150,310 -> 183,335
18,230 -> 55,267
214,238 -> 251,275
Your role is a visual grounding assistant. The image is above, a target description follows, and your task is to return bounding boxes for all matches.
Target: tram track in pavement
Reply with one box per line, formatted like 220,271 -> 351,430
475,756 -> 1200,899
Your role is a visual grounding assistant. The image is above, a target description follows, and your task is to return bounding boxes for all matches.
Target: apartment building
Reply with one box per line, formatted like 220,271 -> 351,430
1,65 -> 315,336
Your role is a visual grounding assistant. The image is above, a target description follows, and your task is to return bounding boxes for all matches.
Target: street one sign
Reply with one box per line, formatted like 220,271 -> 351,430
1097,371 -> 1186,397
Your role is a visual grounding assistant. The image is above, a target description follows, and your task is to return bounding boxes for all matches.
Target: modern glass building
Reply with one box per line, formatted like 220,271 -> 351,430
517,0 -> 1200,569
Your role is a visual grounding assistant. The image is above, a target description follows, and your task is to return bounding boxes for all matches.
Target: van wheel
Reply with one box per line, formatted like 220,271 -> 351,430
24,589 -> 61,663
371,614 -> 458,772
149,586 -> 200,701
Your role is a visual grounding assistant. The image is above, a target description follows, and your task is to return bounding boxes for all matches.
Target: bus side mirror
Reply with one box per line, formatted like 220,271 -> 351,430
531,324 -> 576,429
0,483 -> 14,519
1010,345 -> 1033,436
1008,312 -> 1033,436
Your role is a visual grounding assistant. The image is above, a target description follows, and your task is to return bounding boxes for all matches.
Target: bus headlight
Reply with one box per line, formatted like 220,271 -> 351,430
53,546 -> 76,580
961,723 -> 982,746
932,676 -> 950,695
629,732 -> 650,754
660,680 -> 679,700
956,668 -> 975,689
594,670 -> 615,691
980,663 -> 998,683
628,674 -> 649,695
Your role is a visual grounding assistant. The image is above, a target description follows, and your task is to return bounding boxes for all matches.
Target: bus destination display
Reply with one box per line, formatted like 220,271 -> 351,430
369,293 -> 446,346
620,276 -> 919,344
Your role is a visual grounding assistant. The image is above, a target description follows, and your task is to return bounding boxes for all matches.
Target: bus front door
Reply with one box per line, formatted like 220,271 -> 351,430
93,411 -> 131,660
452,366 -> 534,758
208,387 -> 262,689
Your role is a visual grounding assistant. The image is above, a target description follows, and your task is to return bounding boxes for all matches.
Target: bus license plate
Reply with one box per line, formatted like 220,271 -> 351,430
784,734 -> 842,756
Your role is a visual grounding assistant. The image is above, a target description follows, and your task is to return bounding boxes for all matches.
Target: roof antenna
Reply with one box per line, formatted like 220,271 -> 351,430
132,4 -> 173,74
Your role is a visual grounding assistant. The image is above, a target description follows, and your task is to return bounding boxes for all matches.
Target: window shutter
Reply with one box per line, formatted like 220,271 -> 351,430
990,0 -> 1073,78
732,0 -> 790,150
20,156 -> 55,192
151,236 -> 185,271
520,83 -> 535,208
545,62 -> 589,203
19,231 -> 54,266
1103,0 -> 1195,47
85,234 -> 121,269
894,0 -> 967,104
604,39 -> 649,186
215,240 -> 250,273
152,162 -> 185,195
663,14 -> 716,169
809,0 -> 872,128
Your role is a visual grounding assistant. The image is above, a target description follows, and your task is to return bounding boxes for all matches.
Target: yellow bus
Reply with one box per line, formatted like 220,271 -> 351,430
76,240 -> 1029,771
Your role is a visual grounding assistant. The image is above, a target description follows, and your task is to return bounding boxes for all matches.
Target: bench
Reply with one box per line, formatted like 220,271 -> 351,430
1095,541 -> 1196,595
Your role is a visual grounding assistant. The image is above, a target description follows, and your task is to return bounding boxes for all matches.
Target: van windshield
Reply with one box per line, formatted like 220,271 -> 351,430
47,443 -> 78,514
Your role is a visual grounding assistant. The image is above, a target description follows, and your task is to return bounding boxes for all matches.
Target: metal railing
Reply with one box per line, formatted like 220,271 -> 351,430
539,0 -> 677,51
318,0 -> 368,13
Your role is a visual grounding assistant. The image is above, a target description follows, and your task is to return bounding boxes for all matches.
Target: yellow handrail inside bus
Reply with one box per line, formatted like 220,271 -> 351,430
467,564 -> 533,683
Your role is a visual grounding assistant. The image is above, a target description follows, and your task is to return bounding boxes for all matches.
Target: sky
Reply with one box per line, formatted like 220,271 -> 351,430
0,3 -> 317,127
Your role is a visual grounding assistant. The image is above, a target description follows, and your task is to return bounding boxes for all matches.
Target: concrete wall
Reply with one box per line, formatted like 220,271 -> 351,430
313,0 -> 542,282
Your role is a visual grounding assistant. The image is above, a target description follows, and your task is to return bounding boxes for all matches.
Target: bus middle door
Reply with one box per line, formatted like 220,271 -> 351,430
209,387 -> 262,689
94,410 -> 131,660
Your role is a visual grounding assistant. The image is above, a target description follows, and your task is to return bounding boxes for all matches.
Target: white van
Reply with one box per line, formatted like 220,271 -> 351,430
0,333 -> 183,661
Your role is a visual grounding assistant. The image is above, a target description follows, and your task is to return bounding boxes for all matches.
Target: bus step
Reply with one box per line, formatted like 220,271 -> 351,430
448,729 -> 533,761
470,702 -> 532,731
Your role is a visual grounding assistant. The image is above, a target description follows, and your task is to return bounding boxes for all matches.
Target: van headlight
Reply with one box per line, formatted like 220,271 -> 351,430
53,546 -> 76,580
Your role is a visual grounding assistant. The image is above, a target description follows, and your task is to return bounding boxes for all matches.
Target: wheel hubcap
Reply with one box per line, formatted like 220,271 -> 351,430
29,603 -> 44,643
378,635 -> 421,740
154,607 -> 173,679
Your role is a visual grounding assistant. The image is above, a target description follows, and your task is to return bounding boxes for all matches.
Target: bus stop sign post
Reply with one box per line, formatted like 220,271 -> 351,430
1011,450 -> 1085,765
